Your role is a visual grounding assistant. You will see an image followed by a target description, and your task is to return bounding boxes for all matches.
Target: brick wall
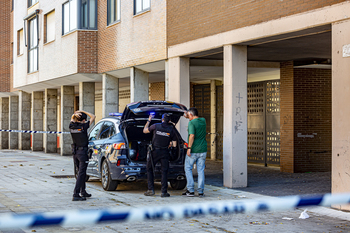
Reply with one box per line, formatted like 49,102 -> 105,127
97,0 -> 167,73
293,68 -> 332,172
167,0 -> 346,46
0,0 -> 11,92
280,61 -> 332,173
77,31 -> 98,73
280,61 -> 294,172
149,82 -> 165,100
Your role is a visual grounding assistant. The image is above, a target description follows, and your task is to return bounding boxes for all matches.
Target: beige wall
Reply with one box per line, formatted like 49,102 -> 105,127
332,19 -> 350,210
13,0 -> 81,89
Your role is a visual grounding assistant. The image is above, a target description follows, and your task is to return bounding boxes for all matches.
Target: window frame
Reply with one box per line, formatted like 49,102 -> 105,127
28,16 -> 39,73
133,0 -> 151,15
62,0 -> 77,35
28,0 -> 38,8
88,121 -> 104,141
80,0 -> 97,30
107,0 -> 121,26
44,10 -> 56,44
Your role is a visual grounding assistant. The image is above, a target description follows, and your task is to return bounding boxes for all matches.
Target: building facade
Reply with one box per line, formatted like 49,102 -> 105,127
0,0 -> 349,210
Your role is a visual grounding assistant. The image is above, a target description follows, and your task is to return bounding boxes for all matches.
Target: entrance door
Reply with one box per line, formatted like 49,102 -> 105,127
193,84 -> 211,157
216,81 -> 280,166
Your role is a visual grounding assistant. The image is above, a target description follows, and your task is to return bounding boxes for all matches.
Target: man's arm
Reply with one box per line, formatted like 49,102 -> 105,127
78,110 -> 96,126
143,114 -> 154,134
187,134 -> 195,156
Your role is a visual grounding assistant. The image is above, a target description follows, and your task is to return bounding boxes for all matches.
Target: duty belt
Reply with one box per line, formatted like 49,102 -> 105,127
76,146 -> 88,150
153,146 -> 169,150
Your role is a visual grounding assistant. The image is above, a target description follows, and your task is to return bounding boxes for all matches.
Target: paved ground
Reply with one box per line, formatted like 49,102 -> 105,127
0,150 -> 348,233
203,160 -> 331,196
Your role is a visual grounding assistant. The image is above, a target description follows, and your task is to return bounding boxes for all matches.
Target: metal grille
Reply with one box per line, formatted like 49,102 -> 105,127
216,85 -> 223,160
248,83 -> 264,114
119,90 -> 130,99
266,131 -> 280,164
193,85 -> 211,157
266,81 -> 280,113
266,81 -> 280,165
247,130 -> 265,163
247,82 -> 265,163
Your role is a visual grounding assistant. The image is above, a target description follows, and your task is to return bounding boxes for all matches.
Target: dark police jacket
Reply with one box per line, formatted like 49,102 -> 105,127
69,121 -> 90,148
149,122 -> 176,149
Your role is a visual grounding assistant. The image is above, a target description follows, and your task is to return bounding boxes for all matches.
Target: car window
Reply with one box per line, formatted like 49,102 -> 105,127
99,121 -> 115,139
88,122 -> 104,141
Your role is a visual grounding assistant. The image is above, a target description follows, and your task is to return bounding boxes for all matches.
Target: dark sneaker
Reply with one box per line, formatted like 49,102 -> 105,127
72,196 -> 86,201
144,190 -> 155,196
182,190 -> 194,197
161,193 -> 170,198
81,192 -> 92,198
198,193 -> 204,198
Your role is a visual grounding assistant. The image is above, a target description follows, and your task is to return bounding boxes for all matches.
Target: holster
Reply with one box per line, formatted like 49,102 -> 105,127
71,143 -> 76,155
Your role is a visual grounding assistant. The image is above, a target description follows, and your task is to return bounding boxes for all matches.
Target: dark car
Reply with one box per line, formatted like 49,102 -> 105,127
78,101 -> 188,191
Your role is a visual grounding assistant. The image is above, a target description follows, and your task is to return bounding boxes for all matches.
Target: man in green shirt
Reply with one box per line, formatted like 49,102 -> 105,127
182,107 -> 207,197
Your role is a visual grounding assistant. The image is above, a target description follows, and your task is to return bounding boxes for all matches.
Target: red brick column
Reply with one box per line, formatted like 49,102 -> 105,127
280,61 -> 295,173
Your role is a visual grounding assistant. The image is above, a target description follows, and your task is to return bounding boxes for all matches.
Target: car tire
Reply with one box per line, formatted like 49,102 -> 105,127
101,160 -> 118,191
74,164 -> 90,182
170,179 -> 187,190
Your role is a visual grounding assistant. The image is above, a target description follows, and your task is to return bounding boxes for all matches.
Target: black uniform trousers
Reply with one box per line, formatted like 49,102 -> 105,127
146,148 -> 169,193
73,148 -> 89,197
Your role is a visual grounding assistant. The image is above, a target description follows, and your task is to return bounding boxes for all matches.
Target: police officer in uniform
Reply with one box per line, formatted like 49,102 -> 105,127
69,110 -> 95,201
143,113 -> 176,197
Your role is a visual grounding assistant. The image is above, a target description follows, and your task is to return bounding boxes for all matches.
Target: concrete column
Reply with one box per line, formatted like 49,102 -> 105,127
9,96 -> 19,149
168,57 -> 190,140
32,91 -> 43,151
210,80 -> 217,160
18,91 -> 31,150
332,19 -> 350,210
44,89 -> 57,153
223,45 -> 248,188
102,73 -> 119,117
0,97 -> 9,149
130,67 -> 149,102
79,82 -> 95,122
60,86 -> 74,155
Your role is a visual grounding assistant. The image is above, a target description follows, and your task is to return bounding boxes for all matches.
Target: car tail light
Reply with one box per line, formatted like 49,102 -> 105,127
184,142 -> 188,149
113,143 -> 125,150
117,160 -> 121,166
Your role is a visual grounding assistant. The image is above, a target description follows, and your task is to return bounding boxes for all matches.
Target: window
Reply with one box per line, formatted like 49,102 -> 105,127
28,0 -> 38,8
28,17 -> 38,73
63,0 -> 77,34
45,11 -> 55,43
17,29 -> 24,55
81,0 -> 97,29
134,0 -> 150,15
107,0 -> 120,25
88,122 -> 103,141
99,121 -> 115,139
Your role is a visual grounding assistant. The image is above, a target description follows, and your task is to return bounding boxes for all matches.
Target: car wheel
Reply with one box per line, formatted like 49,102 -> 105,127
170,179 -> 187,190
74,163 -> 90,182
101,160 -> 118,191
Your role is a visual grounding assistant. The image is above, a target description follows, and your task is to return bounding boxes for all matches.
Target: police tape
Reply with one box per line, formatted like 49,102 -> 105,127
0,129 -> 70,134
0,193 -> 349,229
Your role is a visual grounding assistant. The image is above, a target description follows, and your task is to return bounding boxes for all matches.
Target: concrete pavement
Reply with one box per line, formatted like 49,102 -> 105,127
0,149 -> 349,233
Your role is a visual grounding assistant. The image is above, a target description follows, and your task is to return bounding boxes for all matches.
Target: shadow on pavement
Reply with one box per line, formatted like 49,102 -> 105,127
202,160 -> 331,197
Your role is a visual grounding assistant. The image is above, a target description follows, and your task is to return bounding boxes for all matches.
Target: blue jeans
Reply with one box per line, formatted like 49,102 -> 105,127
185,152 -> 206,194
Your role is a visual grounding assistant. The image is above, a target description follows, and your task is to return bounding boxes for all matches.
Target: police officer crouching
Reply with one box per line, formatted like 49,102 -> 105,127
143,113 -> 176,197
69,110 -> 95,201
